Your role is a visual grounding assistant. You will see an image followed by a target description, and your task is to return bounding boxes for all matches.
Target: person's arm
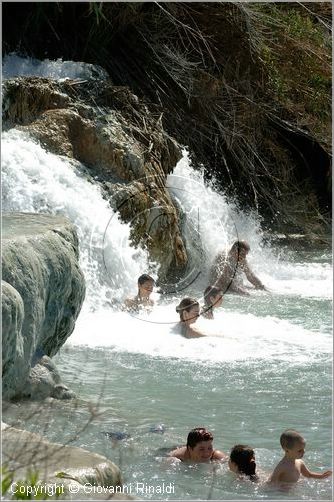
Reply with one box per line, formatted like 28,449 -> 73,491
300,462 -> 332,479
243,261 -> 266,290
228,283 -> 251,296
212,449 -> 228,462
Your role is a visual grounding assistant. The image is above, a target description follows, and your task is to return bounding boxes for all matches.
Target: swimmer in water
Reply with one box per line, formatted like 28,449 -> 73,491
210,240 -> 266,295
123,274 -> 155,312
201,286 -> 223,319
168,427 -> 227,463
175,298 -> 206,338
229,444 -> 259,482
268,429 -> 332,487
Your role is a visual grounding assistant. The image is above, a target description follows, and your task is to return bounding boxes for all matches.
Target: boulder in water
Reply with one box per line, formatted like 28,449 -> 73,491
2,212 -> 85,400
2,424 -> 125,498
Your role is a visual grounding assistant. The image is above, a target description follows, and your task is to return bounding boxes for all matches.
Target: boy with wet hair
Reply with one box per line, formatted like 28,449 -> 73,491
124,274 -> 155,312
268,429 -> 332,485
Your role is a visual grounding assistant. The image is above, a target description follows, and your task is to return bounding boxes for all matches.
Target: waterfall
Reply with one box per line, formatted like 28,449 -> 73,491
2,54 -> 331,362
1,129 -> 151,311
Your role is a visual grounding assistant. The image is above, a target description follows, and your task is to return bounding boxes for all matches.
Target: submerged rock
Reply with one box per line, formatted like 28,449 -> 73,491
2,212 -> 85,400
2,424 -> 129,500
103,431 -> 131,441
149,424 -> 166,434
25,355 -> 76,400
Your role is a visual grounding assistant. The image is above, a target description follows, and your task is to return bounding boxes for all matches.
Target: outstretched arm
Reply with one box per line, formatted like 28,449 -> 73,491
243,261 -> 266,290
300,462 -> 332,479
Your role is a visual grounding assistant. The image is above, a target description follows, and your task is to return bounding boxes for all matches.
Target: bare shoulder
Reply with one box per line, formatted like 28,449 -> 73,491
214,251 -> 227,265
168,446 -> 186,460
296,459 -> 304,471
268,460 -> 285,482
123,297 -> 141,312
212,449 -> 228,461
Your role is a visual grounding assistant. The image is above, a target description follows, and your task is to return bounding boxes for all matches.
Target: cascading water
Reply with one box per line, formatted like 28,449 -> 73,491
1,129 -> 151,311
2,55 -> 332,501
2,127 -> 331,362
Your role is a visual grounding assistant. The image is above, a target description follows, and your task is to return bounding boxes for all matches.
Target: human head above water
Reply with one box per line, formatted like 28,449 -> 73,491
229,444 -> 257,480
204,286 -> 223,307
230,240 -> 250,259
186,427 -> 214,449
176,297 -> 200,323
137,274 -> 155,295
280,429 -> 305,450
138,274 -> 155,286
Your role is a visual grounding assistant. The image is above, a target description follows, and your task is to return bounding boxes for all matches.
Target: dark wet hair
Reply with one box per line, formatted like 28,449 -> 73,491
176,297 -> 199,321
204,286 -> 222,307
231,240 -> 250,253
138,274 -> 155,285
186,428 -> 213,449
230,445 -> 258,481
280,429 -> 304,449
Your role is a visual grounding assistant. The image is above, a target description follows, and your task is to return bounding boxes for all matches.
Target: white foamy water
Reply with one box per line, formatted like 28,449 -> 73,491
2,53 -> 108,81
1,129 -> 151,309
168,152 -> 332,300
68,305 -> 331,364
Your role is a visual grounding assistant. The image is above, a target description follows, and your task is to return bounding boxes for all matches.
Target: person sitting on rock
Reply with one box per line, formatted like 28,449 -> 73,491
201,286 -> 223,319
175,297 -> 206,338
168,427 -> 227,463
210,240 -> 266,296
124,274 -> 155,312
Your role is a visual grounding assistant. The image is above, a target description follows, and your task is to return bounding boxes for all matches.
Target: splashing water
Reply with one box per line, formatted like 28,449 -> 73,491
2,129 -> 150,311
2,52 -> 109,81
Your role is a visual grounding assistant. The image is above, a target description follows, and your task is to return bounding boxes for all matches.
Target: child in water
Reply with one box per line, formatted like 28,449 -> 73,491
268,429 -> 332,486
229,444 -> 259,482
175,298 -> 206,338
124,274 -> 155,312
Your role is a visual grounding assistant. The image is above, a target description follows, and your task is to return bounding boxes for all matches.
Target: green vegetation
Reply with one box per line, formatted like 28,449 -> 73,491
1,466 -> 63,500
256,3 -> 331,140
